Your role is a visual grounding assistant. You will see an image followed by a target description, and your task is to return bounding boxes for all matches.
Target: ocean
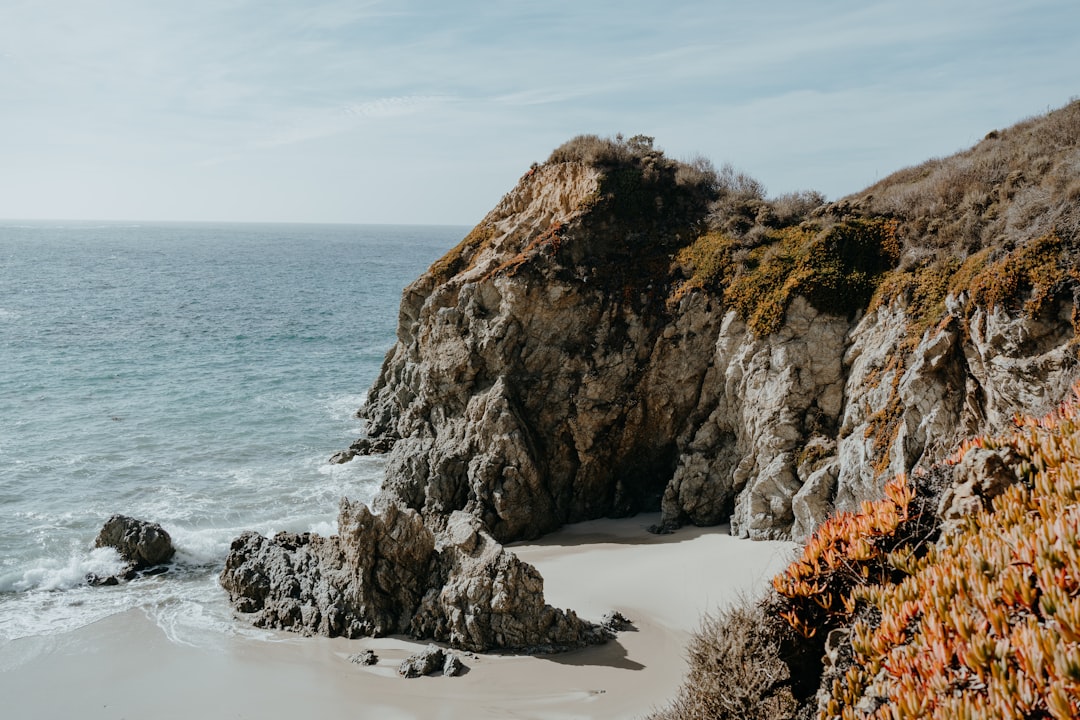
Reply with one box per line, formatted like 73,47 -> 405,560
0,221 -> 461,646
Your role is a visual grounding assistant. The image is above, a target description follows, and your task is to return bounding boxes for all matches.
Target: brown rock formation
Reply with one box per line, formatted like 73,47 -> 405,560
354,116 -> 1079,542
219,500 -> 603,651
225,105 -> 1080,651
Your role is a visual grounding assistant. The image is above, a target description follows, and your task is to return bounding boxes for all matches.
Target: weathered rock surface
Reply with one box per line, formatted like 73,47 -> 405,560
355,159 -> 1078,543
225,128 -> 1079,653
348,649 -> 379,666
937,446 -> 1022,533
398,644 -> 465,678
361,161 -> 721,543
219,500 -> 602,651
94,515 -> 175,569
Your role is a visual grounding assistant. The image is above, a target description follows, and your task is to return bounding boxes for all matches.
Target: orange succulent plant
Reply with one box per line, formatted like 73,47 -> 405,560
795,383 -> 1080,719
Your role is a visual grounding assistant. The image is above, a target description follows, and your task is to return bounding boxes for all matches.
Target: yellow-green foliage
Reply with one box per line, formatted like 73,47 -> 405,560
669,231 -> 736,304
871,255 -> 970,344
723,219 -> 900,335
871,232 -> 1077,343
807,386 -> 1080,719
967,232 -> 1075,318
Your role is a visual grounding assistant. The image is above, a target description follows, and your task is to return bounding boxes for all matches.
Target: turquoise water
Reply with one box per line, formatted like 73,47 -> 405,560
0,221 -> 459,642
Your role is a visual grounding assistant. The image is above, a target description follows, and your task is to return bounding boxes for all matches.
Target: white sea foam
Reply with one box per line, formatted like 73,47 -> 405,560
169,526 -> 243,568
325,392 -> 368,419
308,519 -> 338,536
0,546 -> 126,593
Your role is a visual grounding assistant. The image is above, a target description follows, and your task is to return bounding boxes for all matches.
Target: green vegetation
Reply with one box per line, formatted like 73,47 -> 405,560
670,218 -> 901,336
725,219 -> 900,335
669,231 -> 736,304
967,231 -> 1077,319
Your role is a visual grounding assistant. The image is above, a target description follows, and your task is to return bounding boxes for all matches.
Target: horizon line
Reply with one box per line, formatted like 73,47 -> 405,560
0,217 -> 474,228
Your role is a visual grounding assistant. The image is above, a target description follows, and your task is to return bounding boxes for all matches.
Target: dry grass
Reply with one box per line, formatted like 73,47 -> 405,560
851,99 -> 1080,264
648,599 -> 798,720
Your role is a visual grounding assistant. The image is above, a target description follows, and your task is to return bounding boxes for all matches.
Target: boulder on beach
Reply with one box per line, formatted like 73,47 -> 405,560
398,644 -> 466,678
94,514 -> 176,569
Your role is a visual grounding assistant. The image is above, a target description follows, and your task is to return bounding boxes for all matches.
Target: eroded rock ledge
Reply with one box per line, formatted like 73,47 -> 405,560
220,499 -> 605,652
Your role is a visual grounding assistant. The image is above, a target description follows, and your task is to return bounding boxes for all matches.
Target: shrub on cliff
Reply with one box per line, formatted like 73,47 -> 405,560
822,389 -> 1080,719
548,133 -> 662,168
670,217 -> 902,335
648,600 -> 798,720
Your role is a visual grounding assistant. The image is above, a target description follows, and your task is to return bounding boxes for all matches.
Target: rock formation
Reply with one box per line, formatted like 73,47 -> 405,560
398,644 -> 466,678
94,514 -> 175,568
220,500 -> 603,651
348,649 -> 379,666
353,122 -> 1079,543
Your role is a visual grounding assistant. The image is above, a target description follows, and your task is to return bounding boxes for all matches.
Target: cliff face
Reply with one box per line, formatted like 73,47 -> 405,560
363,159 -> 720,541
358,111 -> 1080,543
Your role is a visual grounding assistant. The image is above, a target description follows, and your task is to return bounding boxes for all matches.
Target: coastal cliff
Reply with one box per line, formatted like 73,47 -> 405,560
223,104 -> 1080,654
357,115 -> 1079,543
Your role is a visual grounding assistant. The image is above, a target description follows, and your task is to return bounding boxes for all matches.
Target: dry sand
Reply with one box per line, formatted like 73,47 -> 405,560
0,513 -> 796,719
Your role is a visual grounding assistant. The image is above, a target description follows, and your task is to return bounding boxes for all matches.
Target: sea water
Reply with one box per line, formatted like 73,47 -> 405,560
0,221 -> 460,645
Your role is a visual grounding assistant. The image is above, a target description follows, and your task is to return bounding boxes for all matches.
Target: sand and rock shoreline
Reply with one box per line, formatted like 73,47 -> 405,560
1,514 -> 795,720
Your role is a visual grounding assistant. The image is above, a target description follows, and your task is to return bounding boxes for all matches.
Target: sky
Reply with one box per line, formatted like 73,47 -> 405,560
0,0 -> 1078,225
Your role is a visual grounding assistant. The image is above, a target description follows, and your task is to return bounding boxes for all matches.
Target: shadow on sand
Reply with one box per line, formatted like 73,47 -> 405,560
510,515 -> 735,550
539,638 -> 645,671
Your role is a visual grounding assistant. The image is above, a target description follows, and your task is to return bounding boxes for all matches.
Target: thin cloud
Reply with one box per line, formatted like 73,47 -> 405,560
255,95 -> 452,148
342,95 -> 448,118
1,0 -> 1078,223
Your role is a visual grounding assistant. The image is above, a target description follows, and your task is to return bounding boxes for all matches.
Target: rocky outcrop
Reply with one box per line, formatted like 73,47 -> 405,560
661,296 -> 849,539
348,649 -> 379,666
360,160 -> 720,543
937,446 -> 1022,533
93,515 -> 175,569
351,150 -> 1078,544
219,500 -> 603,652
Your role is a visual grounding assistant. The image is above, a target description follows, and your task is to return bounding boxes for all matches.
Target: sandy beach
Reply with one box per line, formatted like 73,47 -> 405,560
0,514 -> 795,720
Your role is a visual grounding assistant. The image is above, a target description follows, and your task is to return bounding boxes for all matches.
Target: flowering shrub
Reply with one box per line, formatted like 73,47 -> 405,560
821,386 -> 1080,719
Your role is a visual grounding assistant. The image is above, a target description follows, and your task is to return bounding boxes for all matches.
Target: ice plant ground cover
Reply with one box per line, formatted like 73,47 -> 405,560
773,384 -> 1080,719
